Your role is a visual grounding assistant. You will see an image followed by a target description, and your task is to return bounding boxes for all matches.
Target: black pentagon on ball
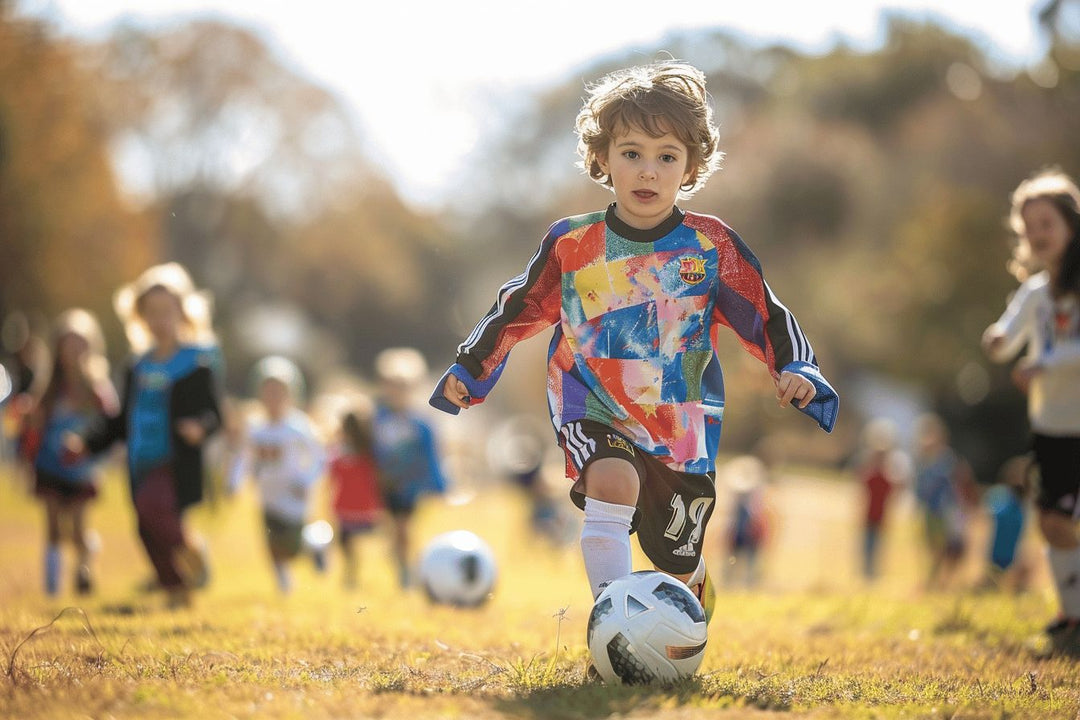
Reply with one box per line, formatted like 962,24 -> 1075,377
652,581 -> 705,623
607,632 -> 656,685
587,596 -> 613,647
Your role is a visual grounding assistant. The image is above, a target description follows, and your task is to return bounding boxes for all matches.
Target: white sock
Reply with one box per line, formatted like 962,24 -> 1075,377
1047,546 -> 1080,618
687,557 -> 706,589
580,497 -> 635,598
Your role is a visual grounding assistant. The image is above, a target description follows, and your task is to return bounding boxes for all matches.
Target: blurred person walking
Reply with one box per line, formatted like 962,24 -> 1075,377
20,309 -> 118,595
327,407 -> 383,590
977,454 -> 1034,593
854,417 -> 912,581
718,454 -> 773,589
65,263 -> 223,609
373,348 -> 447,589
912,413 -> 976,592
983,167 -> 1080,655
228,356 -> 326,594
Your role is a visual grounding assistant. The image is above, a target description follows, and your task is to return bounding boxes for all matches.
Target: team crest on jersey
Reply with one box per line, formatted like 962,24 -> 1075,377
606,434 -> 635,455
678,256 -> 706,285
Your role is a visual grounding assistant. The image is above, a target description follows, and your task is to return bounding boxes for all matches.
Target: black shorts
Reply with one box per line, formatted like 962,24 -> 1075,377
560,420 -> 715,575
34,470 -> 98,503
1032,433 -> 1080,518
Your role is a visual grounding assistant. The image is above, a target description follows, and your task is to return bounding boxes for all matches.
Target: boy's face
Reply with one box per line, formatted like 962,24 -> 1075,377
259,377 -> 291,419
599,125 -> 693,230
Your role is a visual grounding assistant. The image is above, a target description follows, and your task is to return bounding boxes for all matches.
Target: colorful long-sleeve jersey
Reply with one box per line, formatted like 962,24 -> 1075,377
432,205 -> 837,474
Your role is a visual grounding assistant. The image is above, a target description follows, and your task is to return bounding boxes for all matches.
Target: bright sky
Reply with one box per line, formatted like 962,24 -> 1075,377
17,1 -> 1046,207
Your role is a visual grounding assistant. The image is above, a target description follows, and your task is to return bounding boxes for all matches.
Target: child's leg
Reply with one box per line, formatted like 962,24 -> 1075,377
339,526 -> 357,589
1032,435 -> 1080,627
272,552 -> 293,594
580,457 -> 639,598
1041,511 -> 1080,619
391,515 -> 411,588
70,500 -> 94,594
43,496 -> 62,595
133,472 -> 186,592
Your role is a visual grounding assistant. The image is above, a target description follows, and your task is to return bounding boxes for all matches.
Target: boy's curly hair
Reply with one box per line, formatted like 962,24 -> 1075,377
575,61 -> 721,197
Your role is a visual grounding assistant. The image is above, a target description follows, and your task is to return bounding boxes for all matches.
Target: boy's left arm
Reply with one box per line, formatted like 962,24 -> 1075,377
711,227 -> 838,433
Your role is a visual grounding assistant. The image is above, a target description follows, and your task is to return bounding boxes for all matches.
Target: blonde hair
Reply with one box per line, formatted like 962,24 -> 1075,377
374,347 -> 428,385
113,262 -> 216,354
575,61 -> 721,197
1006,167 -> 1080,289
39,308 -> 110,416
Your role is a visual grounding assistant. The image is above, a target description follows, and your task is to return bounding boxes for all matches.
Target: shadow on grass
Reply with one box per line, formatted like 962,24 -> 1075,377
492,675 -> 754,720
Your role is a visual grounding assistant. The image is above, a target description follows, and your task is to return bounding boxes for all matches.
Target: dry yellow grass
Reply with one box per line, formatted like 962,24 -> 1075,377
0,460 -> 1077,719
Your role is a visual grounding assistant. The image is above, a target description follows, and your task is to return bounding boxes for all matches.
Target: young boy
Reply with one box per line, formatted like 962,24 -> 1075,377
431,62 -> 838,610
228,355 -> 326,594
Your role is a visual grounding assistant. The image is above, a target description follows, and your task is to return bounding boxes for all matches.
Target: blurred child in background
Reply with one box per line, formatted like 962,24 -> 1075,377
978,454 -> 1033,593
228,356 -> 325,595
855,417 -> 912,581
3,311 -> 49,468
912,412 -> 976,592
719,454 -> 773,589
328,407 -> 383,590
983,167 -> 1080,654
66,263 -> 223,609
373,347 -> 447,589
22,309 -> 118,595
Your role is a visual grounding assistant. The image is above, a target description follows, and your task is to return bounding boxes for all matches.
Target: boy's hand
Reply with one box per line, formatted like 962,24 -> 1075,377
176,418 -> 206,446
442,375 -> 471,410
777,371 -> 816,409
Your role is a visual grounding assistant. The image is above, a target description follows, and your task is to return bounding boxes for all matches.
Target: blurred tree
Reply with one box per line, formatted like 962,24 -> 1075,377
0,12 -> 154,350
74,19 -> 466,385
81,19 -> 370,220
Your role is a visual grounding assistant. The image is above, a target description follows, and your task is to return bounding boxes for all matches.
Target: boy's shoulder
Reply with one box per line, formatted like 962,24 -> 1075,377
545,209 -> 608,239
681,210 -> 738,245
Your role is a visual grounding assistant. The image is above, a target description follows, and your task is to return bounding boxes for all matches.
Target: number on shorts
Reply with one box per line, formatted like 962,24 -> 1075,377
664,494 -> 714,542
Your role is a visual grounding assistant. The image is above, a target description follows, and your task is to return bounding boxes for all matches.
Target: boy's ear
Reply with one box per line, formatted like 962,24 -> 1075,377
682,158 -> 695,187
596,150 -> 609,176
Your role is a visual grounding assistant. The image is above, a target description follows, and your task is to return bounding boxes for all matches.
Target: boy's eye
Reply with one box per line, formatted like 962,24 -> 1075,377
622,151 -> 639,160
660,154 -> 678,163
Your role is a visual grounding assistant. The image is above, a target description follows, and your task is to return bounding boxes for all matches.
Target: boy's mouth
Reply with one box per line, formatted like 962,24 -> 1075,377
632,190 -> 658,200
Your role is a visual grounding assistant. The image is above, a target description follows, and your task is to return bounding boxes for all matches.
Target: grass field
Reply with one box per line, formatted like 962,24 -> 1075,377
0,458 -> 1078,720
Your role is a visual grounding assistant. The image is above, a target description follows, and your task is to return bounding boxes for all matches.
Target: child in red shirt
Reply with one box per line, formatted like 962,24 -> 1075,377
328,410 -> 383,589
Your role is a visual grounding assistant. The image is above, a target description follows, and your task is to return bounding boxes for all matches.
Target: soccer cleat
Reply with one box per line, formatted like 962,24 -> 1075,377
75,564 -> 94,595
174,543 -> 210,590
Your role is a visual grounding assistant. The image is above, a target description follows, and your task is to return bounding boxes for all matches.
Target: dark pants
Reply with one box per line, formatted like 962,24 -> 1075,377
133,467 -> 186,589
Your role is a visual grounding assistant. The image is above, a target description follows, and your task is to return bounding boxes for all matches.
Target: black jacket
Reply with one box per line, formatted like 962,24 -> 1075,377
85,355 -> 221,510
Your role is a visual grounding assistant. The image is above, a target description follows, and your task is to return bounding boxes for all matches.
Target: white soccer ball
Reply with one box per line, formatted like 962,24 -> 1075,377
587,570 -> 708,684
418,530 -> 497,607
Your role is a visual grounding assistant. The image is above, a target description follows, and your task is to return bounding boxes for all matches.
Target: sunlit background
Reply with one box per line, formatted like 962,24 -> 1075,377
2,0 -> 1079,486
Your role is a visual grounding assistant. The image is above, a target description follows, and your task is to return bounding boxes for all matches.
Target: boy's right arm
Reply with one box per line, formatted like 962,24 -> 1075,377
430,222 -> 565,414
